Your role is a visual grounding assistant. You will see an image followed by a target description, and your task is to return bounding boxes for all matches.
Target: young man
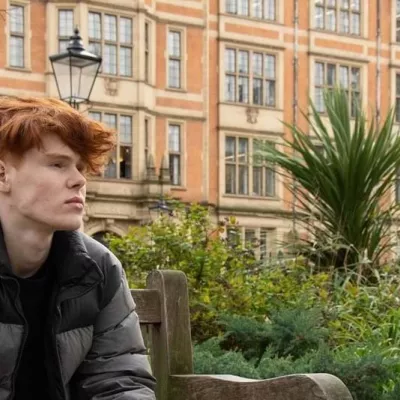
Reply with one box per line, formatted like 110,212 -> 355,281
0,97 -> 156,399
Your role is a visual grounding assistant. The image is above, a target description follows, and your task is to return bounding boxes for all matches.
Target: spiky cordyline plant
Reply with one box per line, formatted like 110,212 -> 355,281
261,89 -> 400,271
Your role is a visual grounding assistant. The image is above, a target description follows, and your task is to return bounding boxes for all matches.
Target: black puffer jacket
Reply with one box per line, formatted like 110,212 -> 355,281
0,229 -> 156,400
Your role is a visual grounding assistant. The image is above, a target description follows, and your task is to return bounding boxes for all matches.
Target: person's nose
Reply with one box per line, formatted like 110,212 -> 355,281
67,167 -> 87,190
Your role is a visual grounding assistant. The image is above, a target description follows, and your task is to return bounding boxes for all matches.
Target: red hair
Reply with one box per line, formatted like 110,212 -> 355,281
0,96 -> 115,174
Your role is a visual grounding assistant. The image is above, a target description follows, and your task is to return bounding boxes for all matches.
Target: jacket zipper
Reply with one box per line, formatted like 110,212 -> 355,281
0,276 -> 28,400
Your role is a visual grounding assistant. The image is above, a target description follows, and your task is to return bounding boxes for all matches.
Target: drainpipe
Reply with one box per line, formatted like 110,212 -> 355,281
376,0 -> 381,130
292,0 -> 299,233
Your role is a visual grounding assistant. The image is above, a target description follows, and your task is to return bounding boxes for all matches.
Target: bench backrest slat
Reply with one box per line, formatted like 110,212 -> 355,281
131,289 -> 161,324
131,270 -> 194,400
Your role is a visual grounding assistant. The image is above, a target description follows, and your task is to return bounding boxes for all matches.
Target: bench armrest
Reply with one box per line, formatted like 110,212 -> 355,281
169,373 -> 353,400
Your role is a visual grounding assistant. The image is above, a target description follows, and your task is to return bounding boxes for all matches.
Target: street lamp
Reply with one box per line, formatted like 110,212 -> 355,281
49,27 -> 102,109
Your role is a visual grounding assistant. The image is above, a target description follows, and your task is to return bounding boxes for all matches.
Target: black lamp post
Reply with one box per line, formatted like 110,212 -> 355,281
49,27 -> 102,109
147,154 -> 174,220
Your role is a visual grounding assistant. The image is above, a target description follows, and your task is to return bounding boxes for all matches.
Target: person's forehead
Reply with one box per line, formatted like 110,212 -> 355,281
39,134 -> 80,161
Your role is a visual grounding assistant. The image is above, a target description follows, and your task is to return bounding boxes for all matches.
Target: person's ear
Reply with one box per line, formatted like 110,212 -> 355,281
0,160 -> 10,193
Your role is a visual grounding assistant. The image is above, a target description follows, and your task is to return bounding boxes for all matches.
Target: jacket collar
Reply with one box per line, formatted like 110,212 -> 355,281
0,225 -> 103,290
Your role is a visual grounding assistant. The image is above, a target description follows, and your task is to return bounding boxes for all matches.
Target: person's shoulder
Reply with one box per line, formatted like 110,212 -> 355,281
77,232 -> 125,303
78,231 -> 122,274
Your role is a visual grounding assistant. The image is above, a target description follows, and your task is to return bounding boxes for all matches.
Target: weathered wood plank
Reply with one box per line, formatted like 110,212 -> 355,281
169,373 -> 353,400
131,289 -> 161,324
147,270 -> 194,400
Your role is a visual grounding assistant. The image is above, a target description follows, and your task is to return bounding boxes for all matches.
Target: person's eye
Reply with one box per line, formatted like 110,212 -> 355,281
51,163 -> 64,169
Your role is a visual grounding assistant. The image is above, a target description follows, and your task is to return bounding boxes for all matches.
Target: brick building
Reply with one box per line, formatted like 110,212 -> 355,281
0,0 -> 397,257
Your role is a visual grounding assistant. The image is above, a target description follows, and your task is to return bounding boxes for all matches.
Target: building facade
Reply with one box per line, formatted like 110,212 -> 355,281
0,0 -> 397,257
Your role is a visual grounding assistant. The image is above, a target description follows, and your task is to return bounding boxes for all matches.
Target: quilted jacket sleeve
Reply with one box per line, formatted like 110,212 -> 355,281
73,261 -> 156,400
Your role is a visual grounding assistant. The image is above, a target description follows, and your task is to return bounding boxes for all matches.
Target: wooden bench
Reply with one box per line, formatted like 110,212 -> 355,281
131,269 -> 353,400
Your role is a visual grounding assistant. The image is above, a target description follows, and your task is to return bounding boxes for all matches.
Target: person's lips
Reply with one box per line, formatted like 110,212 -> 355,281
65,196 -> 84,206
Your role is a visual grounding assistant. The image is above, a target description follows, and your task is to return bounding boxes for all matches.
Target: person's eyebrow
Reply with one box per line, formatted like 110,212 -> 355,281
43,152 -> 78,162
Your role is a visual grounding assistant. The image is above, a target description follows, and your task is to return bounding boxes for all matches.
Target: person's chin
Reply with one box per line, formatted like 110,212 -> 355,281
52,216 -> 83,231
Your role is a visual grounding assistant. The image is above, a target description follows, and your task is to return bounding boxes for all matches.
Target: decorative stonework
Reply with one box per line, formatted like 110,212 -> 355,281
104,77 -> 119,96
246,107 -> 259,124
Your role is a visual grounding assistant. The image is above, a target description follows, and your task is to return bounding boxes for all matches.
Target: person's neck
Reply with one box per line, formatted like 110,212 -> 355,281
1,217 -> 54,278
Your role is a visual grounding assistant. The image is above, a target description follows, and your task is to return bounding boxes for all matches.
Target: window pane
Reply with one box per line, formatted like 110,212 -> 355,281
244,229 -> 255,246
351,12 -> 360,35
10,5 -> 24,34
339,66 -> 349,88
104,148 -> 117,178
238,77 -> 249,103
103,113 -> 117,129
327,64 -> 336,86
239,166 -> 249,194
264,55 -> 275,79
253,139 -> 263,165
238,138 -> 248,163
226,0 -> 237,13
315,6 -> 324,29
104,15 -> 117,41
265,80 -> 276,107
227,227 -> 240,247
397,23 -> 400,43
260,229 -> 268,259
326,8 -> 336,31
397,74 -> 400,96
104,44 -> 117,74
169,154 -> 181,185
88,42 -> 102,56
120,116 -> 132,144
120,47 -> 132,76
264,0 -> 276,20
59,39 -> 69,53
265,167 -> 275,196
225,75 -> 236,102
351,67 -> 360,89
169,125 -> 181,152
225,164 -> 236,194
120,17 -> 132,44
10,36 -> 24,67
225,136 -> 236,162
225,49 -> 236,73
339,11 -> 349,33
396,99 -> 400,123
168,59 -> 181,88
315,62 -> 324,86
315,87 -> 325,112
58,10 -> 74,37
253,166 -> 262,195
327,0 -> 336,6
253,53 -> 263,76
120,146 -> 132,179
89,111 -> 101,121
88,12 -> 101,40
145,22 -> 150,49
341,0 -> 349,9
238,0 -> 249,16
253,0 -> 262,18
168,31 -> 181,57
253,78 -> 263,105
238,51 -> 249,74
351,91 -> 360,117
